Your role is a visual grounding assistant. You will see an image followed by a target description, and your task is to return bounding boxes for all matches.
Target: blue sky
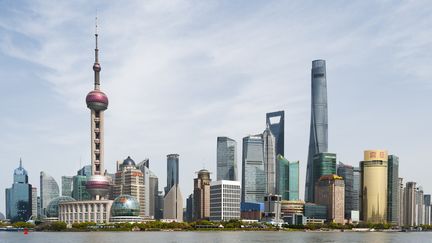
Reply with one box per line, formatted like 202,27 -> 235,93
1,0 -> 432,213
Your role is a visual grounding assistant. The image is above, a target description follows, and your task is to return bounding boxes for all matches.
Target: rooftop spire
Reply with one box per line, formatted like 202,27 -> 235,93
93,16 -> 101,90
19,158 -> 22,168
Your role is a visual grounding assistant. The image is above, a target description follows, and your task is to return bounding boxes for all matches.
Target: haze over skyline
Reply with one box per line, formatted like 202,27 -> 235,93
1,0 -> 431,213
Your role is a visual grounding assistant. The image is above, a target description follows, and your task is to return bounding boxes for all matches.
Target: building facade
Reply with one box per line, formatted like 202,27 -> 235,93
266,111 -> 285,157
311,152 -> 336,202
242,135 -> 266,203
337,162 -> 353,219
5,160 -> 32,222
193,169 -> 211,220
163,184 -> 183,221
416,187 -> 424,225
424,194 -> 431,225
352,167 -> 361,212
210,180 -> 241,221
305,59 -> 329,203
61,176 -> 73,197
387,155 -> 399,225
360,150 -> 388,223
40,171 -> 60,216
315,174 -> 345,224
31,187 -> 38,219
59,200 -> 113,224
216,137 -> 238,181
113,156 -> 147,218
263,127 -> 276,195
165,154 -> 179,195
399,178 -> 404,226
276,155 -> 299,201
404,181 -> 417,226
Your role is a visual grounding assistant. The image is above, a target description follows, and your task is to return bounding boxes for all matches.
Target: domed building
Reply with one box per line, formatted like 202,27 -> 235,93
45,196 -> 76,220
110,195 -> 142,222
113,156 -> 147,218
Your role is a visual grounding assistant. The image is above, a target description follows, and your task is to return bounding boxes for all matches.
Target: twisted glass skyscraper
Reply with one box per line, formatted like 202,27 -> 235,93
305,59 -> 329,202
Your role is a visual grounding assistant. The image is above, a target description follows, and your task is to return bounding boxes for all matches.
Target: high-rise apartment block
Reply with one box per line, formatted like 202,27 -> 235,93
305,60 -> 329,203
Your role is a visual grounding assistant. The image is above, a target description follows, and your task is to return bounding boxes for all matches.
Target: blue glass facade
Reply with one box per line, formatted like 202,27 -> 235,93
5,160 -> 32,222
276,155 -> 299,201
266,111 -> 284,157
305,60 -> 329,202
242,135 -> 266,203
216,137 -> 238,181
165,154 -> 179,195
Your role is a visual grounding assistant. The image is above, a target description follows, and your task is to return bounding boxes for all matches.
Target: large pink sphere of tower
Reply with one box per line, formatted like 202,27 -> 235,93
86,90 -> 109,111
86,175 -> 110,199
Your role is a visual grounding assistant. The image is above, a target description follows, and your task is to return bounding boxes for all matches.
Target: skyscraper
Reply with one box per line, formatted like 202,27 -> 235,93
404,182 -> 417,226
315,174 -> 345,225
305,60 -> 329,203
424,194 -> 431,225
193,169 -> 211,220
263,127 -> 276,195
399,178 -> 404,226
165,154 -> 179,195
40,171 -> 59,216
360,150 -> 388,223
416,187 -> 424,225
387,155 -> 400,225
216,137 -> 238,181
312,152 -> 336,202
266,111 -> 285,157
137,159 -> 159,219
85,22 -> 110,201
352,167 -> 361,212
113,156 -> 147,218
61,176 -> 73,197
5,159 -> 32,222
337,162 -> 354,219
163,154 -> 183,221
31,187 -> 37,219
71,175 -> 90,201
276,155 -> 299,201
242,135 -> 266,203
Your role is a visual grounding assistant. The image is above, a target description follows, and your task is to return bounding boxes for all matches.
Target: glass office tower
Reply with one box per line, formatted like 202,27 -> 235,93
337,162 -> 354,219
353,167 -> 361,212
387,155 -> 400,225
216,137 -> 238,181
276,155 -> 299,201
5,160 -> 32,222
242,135 -> 266,203
40,171 -> 59,216
312,152 -> 336,202
266,111 -> 285,157
165,154 -> 179,195
61,176 -> 73,197
305,60 -> 329,202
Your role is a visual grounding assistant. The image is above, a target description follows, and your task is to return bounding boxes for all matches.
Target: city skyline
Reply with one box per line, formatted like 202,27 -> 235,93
1,1 -> 432,214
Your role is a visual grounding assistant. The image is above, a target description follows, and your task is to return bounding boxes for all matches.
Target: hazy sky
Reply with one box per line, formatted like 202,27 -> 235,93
1,1 -> 432,214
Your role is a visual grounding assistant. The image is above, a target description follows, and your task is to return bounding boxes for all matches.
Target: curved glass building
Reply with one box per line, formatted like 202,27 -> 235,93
305,60 -> 329,202
40,171 -> 60,216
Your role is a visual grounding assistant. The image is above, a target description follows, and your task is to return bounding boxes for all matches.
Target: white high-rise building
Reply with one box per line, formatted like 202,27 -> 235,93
210,180 -> 241,221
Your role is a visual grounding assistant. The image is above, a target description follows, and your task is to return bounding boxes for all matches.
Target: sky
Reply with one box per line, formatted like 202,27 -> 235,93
1,0 -> 432,214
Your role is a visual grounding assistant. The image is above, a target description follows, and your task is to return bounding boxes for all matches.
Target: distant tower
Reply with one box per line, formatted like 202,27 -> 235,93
266,111 -> 284,157
193,169 -> 211,221
85,20 -> 110,200
305,60 -> 328,202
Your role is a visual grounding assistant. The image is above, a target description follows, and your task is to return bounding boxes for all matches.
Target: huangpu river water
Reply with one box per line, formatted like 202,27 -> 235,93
1,231 -> 432,243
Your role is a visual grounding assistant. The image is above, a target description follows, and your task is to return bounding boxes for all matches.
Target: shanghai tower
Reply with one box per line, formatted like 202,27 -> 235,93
305,60 -> 328,202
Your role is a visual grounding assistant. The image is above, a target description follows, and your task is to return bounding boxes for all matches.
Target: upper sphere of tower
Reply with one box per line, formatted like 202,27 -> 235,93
93,63 -> 101,72
86,90 -> 108,111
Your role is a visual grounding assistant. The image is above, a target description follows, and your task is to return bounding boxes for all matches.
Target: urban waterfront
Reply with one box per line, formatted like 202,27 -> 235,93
1,231 -> 432,243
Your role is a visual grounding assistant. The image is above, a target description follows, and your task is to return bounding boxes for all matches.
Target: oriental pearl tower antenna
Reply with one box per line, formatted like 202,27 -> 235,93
85,19 -> 110,201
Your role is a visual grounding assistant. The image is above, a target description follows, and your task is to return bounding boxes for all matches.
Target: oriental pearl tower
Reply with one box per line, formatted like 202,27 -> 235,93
85,21 -> 110,200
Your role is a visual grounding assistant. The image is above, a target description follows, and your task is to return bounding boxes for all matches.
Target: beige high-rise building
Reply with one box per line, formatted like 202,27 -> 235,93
163,184 -> 183,221
193,169 -> 211,221
360,150 -> 388,223
113,156 -> 146,218
315,174 -> 345,224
